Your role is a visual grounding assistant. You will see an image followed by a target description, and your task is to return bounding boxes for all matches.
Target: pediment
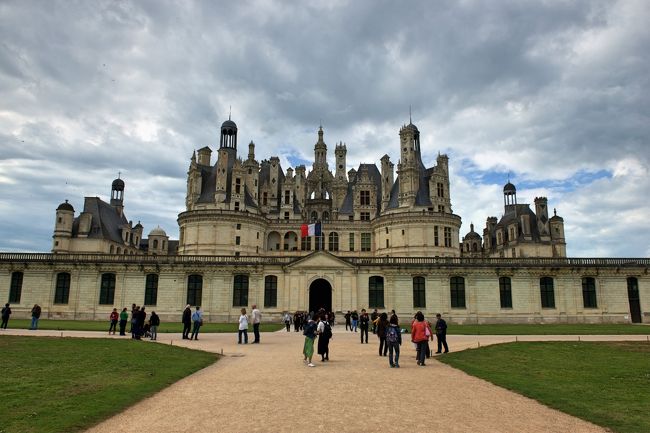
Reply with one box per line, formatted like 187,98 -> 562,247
285,251 -> 357,270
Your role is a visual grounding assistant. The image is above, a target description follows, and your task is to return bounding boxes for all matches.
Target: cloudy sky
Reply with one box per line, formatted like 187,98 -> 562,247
1,0 -> 648,257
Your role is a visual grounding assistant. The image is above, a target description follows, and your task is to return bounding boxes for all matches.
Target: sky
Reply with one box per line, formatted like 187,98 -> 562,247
0,0 -> 648,257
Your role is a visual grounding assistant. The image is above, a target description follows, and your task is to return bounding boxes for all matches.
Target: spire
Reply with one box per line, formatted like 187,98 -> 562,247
409,105 -> 412,124
229,105 -> 231,121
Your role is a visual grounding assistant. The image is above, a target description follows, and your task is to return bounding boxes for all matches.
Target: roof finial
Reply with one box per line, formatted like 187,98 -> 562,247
409,105 -> 412,124
118,171 -> 121,179
229,105 -> 231,121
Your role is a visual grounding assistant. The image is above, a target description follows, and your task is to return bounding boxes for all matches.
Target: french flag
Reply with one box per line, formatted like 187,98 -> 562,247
300,222 -> 322,238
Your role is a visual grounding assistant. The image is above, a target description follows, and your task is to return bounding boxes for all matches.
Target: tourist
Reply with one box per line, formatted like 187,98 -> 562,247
182,304 -> 192,339
150,311 -> 160,341
119,307 -> 128,336
344,310 -> 351,331
434,313 -> 449,354
30,304 -> 41,330
283,311 -> 292,331
190,306 -> 203,340
317,314 -> 332,362
376,312 -> 389,356
1,303 -> 11,329
328,311 -> 335,327
359,308 -> 370,344
129,303 -> 136,333
386,314 -> 402,368
370,308 -> 379,334
390,309 -> 399,325
251,304 -> 261,344
302,316 -> 317,367
238,308 -> 248,344
411,311 -> 433,366
131,306 -> 140,339
109,308 -> 119,335
351,310 -> 359,332
293,310 -> 302,332
138,306 -> 147,340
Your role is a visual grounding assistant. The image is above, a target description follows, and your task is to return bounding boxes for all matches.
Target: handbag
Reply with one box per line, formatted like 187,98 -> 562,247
425,326 -> 431,337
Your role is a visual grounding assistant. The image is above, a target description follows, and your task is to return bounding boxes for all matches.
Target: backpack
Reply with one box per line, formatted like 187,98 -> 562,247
323,323 -> 332,339
386,326 -> 398,344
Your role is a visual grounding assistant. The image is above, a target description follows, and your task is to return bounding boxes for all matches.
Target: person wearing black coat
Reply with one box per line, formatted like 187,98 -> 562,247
150,311 -> 160,341
182,305 -> 192,339
434,313 -> 449,354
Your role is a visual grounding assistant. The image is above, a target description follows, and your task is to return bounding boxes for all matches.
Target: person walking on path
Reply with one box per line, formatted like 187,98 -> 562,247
344,310 -> 352,331
1,303 -> 11,329
434,313 -> 449,354
385,314 -> 402,368
283,312 -> 292,332
119,307 -> 128,336
411,311 -> 433,366
302,317 -> 318,367
376,312 -> 389,356
359,309 -> 370,344
182,304 -> 192,340
150,311 -> 160,341
351,310 -> 359,332
30,304 -> 41,330
370,308 -> 379,334
251,304 -> 261,344
190,306 -> 203,340
128,303 -> 136,334
238,308 -> 249,344
137,307 -> 147,340
316,314 -> 332,362
109,308 -> 119,335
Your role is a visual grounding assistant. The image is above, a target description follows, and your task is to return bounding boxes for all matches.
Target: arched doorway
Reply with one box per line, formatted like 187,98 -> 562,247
309,278 -> 332,313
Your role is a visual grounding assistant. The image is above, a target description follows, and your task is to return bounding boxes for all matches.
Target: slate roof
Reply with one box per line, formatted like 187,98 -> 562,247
72,197 -> 128,243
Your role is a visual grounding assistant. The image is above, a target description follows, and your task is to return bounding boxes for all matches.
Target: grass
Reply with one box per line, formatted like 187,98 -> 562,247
396,323 -> 650,335
5,319 -> 284,333
437,341 -> 650,433
0,336 -> 218,433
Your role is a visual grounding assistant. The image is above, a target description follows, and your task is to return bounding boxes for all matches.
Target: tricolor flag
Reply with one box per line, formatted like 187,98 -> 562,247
300,221 -> 322,238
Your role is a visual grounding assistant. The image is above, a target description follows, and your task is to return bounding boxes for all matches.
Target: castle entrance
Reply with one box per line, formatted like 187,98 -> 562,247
309,278 -> 332,314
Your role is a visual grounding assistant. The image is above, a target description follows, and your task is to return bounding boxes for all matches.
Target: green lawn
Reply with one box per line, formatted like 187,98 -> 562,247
0,336 -> 218,433
438,341 -> 650,433
397,323 -> 650,335
5,319 -> 284,333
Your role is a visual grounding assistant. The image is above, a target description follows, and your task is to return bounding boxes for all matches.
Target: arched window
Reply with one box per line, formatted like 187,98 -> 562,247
322,211 -> 330,222
450,276 -> 466,308
145,274 -> 158,305
301,236 -> 311,251
499,277 -> 512,308
472,243 -> 478,252
99,273 -> 116,305
264,275 -> 277,308
369,276 -> 384,308
413,276 -> 426,308
310,211 -> 318,222
233,275 -> 249,307
328,232 -> 339,251
153,239 -> 158,249
9,271 -> 23,303
582,277 -> 597,308
54,272 -> 71,304
187,274 -> 202,307
110,245 -> 114,254
540,277 -> 555,308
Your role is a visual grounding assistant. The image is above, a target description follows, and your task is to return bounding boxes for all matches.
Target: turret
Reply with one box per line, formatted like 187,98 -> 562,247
534,197 -> 550,240
52,200 -> 74,253
335,142 -> 347,181
197,146 -> 212,166
380,154 -> 394,210
110,176 -> 125,217
397,122 -> 420,207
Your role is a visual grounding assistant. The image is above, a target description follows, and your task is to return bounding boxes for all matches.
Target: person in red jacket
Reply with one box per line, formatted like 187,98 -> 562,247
411,311 -> 433,366
108,308 -> 119,335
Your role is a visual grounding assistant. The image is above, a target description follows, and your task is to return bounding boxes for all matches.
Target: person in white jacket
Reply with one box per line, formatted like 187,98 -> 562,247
238,308 -> 249,344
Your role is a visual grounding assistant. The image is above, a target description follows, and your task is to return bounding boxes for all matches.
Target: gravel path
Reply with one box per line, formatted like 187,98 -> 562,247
65,327 -> 625,433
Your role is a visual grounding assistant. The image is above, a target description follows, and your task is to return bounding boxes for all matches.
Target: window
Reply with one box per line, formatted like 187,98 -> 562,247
9,271 -> 23,303
263,192 -> 268,206
301,236 -> 311,251
413,276 -> 426,308
540,277 -> 555,308
235,178 -> 241,194
369,276 -> 384,308
349,233 -> 355,251
499,277 -> 512,308
284,190 -> 290,205
187,274 -> 202,307
385,227 -> 389,234
582,277 -> 597,308
234,201 -> 240,211
99,273 -> 116,305
284,212 -> 289,220
434,226 -> 439,246
360,212 -> 370,221
386,239 -> 389,248
360,190 -> 370,205
264,276 -> 277,308
54,272 -> 71,304
233,274 -> 249,307
235,236 -> 241,245
444,227 -> 452,247
153,239 -> 158,249
145,274 -> 158,305
361,233 -> 371,251
511,248 -> 516,258
314,234 -> 323,251
236,223 -> 241,230
450,276 -> 466,308
437,182 -> 444,197
349,215 -> 354,221
438,205 -> 445,213
328,232 -> 339,251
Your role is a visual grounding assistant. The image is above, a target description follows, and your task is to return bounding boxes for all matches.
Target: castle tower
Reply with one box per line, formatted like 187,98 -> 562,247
52,200 -> 74,253
535,197 -> 551,240
504,182 -> 517,208
220,115 -> 238,149
110,176 -> 125,217
335,142 -> 347,181
549,208 -> 566,257
380,154 -> 394,211
397,121 -> 420,207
